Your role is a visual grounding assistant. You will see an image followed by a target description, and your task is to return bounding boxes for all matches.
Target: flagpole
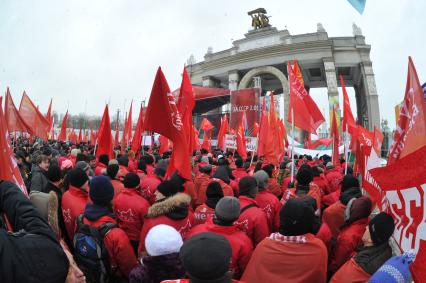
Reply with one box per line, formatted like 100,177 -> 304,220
290,108 -> 295,183
344,129 -> 349,175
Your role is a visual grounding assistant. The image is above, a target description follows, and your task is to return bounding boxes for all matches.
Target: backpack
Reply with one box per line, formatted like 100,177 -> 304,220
73,214 -> 117,283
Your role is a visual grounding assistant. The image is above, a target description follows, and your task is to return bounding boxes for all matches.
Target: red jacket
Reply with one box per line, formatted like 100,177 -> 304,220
281,184 -> 322,210
242,233 -> 327,283
255,190 -> 282,232
140,174 -> 162,204
185,219 -> 253,279
61,185 -> 89,241
322,189 -> 341,208
194,173 -> 210,197
111,179 -> 125,197
280,175 -> 292,193
322,201 -> 345,238
325,168 -> 343,193
329,218 -> 369,273
138,193 -> 194,254
330,258 -> 370,283
193,203 -> 215,226
82,215 -> 138,278
197,178 -> 233,206
183,181 -> 197,207
267,178 -> 282,198
113,188 -> 150,241
127,158 -> 137,172
313,175 -> 329,196
146,164 -> 155,176
94,163 -> 107,176
233,168 -> 248,182
234,196 -> 270,246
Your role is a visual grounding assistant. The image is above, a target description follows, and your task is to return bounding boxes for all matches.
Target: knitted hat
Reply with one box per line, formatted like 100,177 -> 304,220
157,180 -> 179,198
238,176 -> 258,198
369,212 -> 395,245
369,250 -> 416,283
47,164 -> 62,182
296,168 -> 313,186
180,232 -> 232,281
254,170 -> 269,190
145,224 -> 183,256
68,168 -> 89,188
341,175 -> 360,192
123,173 -> 140,188
280,198 -> 315,236
89,176 -> 114,206
215,196 -> 240,222
75,161 -> 90,172
107,164 -> 119,179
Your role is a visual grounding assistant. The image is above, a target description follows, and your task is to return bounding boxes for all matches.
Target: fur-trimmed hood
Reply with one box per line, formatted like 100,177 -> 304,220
147,193 -> 191,220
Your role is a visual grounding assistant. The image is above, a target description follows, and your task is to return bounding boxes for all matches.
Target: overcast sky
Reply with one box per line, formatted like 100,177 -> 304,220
0,0 -> 425,128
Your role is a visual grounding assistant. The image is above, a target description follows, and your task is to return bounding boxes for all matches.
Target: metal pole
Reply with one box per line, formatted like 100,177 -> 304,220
344,130 -> 349,175
290,108 -> 295,183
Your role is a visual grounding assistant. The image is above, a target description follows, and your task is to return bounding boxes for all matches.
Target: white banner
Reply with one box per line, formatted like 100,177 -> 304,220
225,134 -> 258,152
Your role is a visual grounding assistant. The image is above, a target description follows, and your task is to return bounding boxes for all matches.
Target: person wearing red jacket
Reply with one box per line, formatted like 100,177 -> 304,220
80,175 -> 138,279
324,162 -> 343,193
329,196 -> 372,274
113,172 -> 150,254
141,154 -> 156,176
232,158 -> 248,182
61,168 -> 90,242
194,164 -> 211,197
186,197 -> 253,279
254,170 -> 282,232
234,176 -> 270,246
94,154 -> 109,176
312,166 -> 330,196
330,212 -> 395,283
261,165 -> 282,198
140,167 -> 165,204
106,164 -> 125,197
197,166 -> 234,206
241,198 -> 327,283
194,181 -> 224,225
138,180 -> 194,255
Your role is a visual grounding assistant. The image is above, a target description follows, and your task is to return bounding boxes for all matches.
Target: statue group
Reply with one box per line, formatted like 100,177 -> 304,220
248,8 -> 271,30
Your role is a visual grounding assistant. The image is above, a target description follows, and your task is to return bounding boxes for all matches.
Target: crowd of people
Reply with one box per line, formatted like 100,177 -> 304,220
0,136 -> 416,283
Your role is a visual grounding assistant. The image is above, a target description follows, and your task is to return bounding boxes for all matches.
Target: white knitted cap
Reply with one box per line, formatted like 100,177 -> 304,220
145,224 -> 183,256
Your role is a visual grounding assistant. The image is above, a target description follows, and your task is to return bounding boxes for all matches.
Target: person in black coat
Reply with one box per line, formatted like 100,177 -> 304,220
0,180 -> 69,283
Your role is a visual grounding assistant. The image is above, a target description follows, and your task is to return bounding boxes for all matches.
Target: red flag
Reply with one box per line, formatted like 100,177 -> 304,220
331,107 -> 340,166
78,128 -> 82,144
264,94 -> 280,165
4,88 -> 32,134
192,126 -> 201,151
177,66 -> 196,154
200,117 -> 213,152
143,67 -> 191,180
83,130 -> 88,143
388,57 -> 426,164
126,101 -> 133,143
45,98 -> 54,139
131,104 -> 145,153
0,97 -> 28,195
200,118 -> 214,132
159,135 -> 171,154
340,75 -> 356,133
57,111 -> 68,141
257,96 -> 269,157
18,92 -> 50,140
287,62 -> 325,134
236,117 -> 247,160
369,145 -> 426,282
217,114 -> 229,151
96,105 -> 114,159
373,126 -> 384,155
121,111 -> 128,152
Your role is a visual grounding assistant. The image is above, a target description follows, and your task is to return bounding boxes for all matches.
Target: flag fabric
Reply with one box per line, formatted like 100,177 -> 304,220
159,135 -> 171,155
287,62 -> 325,134
4,88 -> 32,134
45,98 -> 54,139
264,93 -> 280,165
257,96 -> 269,157
83,130 -> 88,143
236,117 -> 247,160
200,118 -> 214,132
217,114 -> 229,151
347,0 -> 366,14
131,104 -> 145,153
331,108 -> 340,166
0,97 -> 28,195
143,67 -> 191,180
96,105 -> 114,159
78,128 -> 82,144
200,117 -> 213,152
373,126 -> 384,155
369,145 -> 426,282
18,92 -> 50,140
57,111 -> 68,141
177,66 -> 196,154
340,75 -> 357,133
121,111 -> 128,152
388,57 -> 426,164
126,101 -> 133,143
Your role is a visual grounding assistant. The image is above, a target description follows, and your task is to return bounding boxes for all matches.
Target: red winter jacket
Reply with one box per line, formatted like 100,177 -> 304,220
234,196 -> 270,246
329,218 -> 369,273
255,190 -> 282,232
313,175 -> 330,196
138,193 -> 194,254
329,258 -> 370,283
140,174 -> 162,204
146,164 -> 155,176
193,203 -> 215,226
197,178 -> 233,206
322,189 -> 341,208
82,215 -> 138,278
127,158 -> 137,172
322,201 -> 345,238
113,188 -> 150,241
233,168 -> 248,182
61,185 -> 89,241
194,173 -> 210,197
110,179 -> 125,197
281,184 -> 322,211
325,168 -> 343,193
267,178 -> 282,198
185,218 -> 253,279
94,163 -> 107,176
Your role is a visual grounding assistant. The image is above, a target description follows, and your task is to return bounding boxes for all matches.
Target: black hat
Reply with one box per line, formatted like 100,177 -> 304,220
280,198 -> 315,236
154,167 -> 166,177
98,154 -> 109,166
47,164 -> 62,182
123,173 -> 140,188
212,166 -> 231,184
89,176 -> 114,206
369,212 -> 395,245
339,187 -> 362,205
157,180 -> 179,198
341,175 -> 360,192
296,168 -> 313,186
68,168 -> 89,188
205,181 -> 224,209
42,147 -> 52,156
117,156 -> 129,167
238,176 -> 258,198
180,232 -> 232,281
107,164 -> 119,179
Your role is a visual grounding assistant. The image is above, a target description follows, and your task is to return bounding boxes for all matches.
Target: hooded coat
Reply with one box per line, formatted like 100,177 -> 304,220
61,185 -> 89,241
138,193 -> 194,254
30,165 -> 49,192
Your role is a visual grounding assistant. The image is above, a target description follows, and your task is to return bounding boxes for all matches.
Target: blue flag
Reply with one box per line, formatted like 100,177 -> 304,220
422,82 -> 426,101
347,0 -> 366,14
